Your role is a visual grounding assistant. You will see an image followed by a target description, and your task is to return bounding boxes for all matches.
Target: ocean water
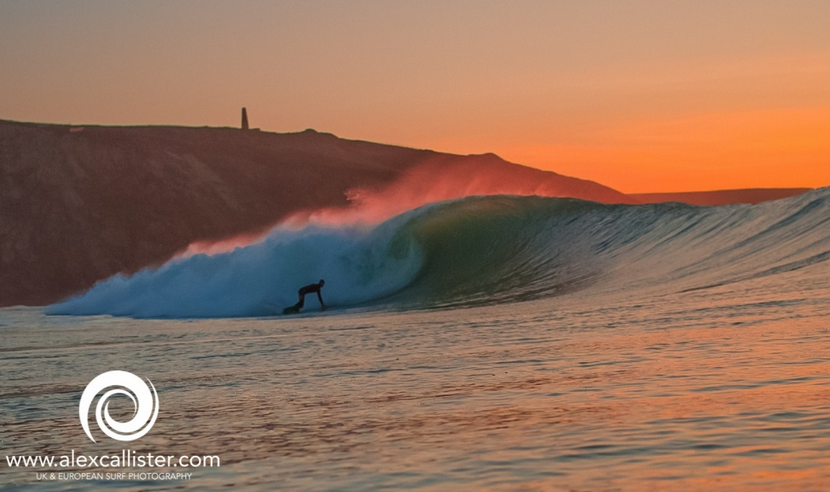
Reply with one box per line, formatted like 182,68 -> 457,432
2,189 -> 830,490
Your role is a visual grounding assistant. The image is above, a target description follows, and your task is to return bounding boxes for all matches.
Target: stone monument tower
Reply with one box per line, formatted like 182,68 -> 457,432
241,107 -> 249,130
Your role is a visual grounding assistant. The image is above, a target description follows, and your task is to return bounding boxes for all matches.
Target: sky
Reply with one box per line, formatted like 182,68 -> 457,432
1,0 -> 829,193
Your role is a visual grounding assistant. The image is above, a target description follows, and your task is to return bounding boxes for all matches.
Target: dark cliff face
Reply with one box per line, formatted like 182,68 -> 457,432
1,120 -> 634,307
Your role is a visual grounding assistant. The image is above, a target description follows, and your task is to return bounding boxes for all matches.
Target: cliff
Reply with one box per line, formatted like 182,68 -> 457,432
0,119 -> 631,306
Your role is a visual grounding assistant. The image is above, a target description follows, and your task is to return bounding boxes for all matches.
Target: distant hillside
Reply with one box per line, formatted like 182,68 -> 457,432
632,188 -> 811,206
0,119 -> 631,306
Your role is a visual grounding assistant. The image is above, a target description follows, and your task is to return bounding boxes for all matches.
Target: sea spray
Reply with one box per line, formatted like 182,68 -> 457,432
49,217 -> 424,318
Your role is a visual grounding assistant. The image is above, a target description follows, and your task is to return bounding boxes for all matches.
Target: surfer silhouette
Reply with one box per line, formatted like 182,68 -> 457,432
284,279 -> 326,314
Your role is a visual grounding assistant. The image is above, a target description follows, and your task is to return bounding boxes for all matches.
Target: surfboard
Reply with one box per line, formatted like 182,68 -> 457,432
282,305 -> 301,315
260,301 -> 299,316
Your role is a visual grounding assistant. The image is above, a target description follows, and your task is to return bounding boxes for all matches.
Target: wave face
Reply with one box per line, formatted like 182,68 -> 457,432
48,188 -> 830,318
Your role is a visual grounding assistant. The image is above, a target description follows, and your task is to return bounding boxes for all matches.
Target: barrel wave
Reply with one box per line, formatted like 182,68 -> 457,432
48,188 -> 830,318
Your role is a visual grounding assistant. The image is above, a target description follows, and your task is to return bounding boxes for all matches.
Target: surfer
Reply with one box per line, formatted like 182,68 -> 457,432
285,279 -> 326,313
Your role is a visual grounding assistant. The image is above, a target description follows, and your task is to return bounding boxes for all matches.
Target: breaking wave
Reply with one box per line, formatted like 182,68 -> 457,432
48,188 -> 830,318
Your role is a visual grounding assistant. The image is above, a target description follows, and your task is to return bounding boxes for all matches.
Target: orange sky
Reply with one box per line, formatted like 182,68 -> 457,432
1,1 -> 829,193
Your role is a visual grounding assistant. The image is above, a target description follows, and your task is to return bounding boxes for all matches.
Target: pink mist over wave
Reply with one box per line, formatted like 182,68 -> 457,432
181,154 -> 634,256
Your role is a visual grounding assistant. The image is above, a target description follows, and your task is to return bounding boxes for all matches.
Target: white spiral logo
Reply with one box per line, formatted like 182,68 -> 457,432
79,370 -> 159,443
